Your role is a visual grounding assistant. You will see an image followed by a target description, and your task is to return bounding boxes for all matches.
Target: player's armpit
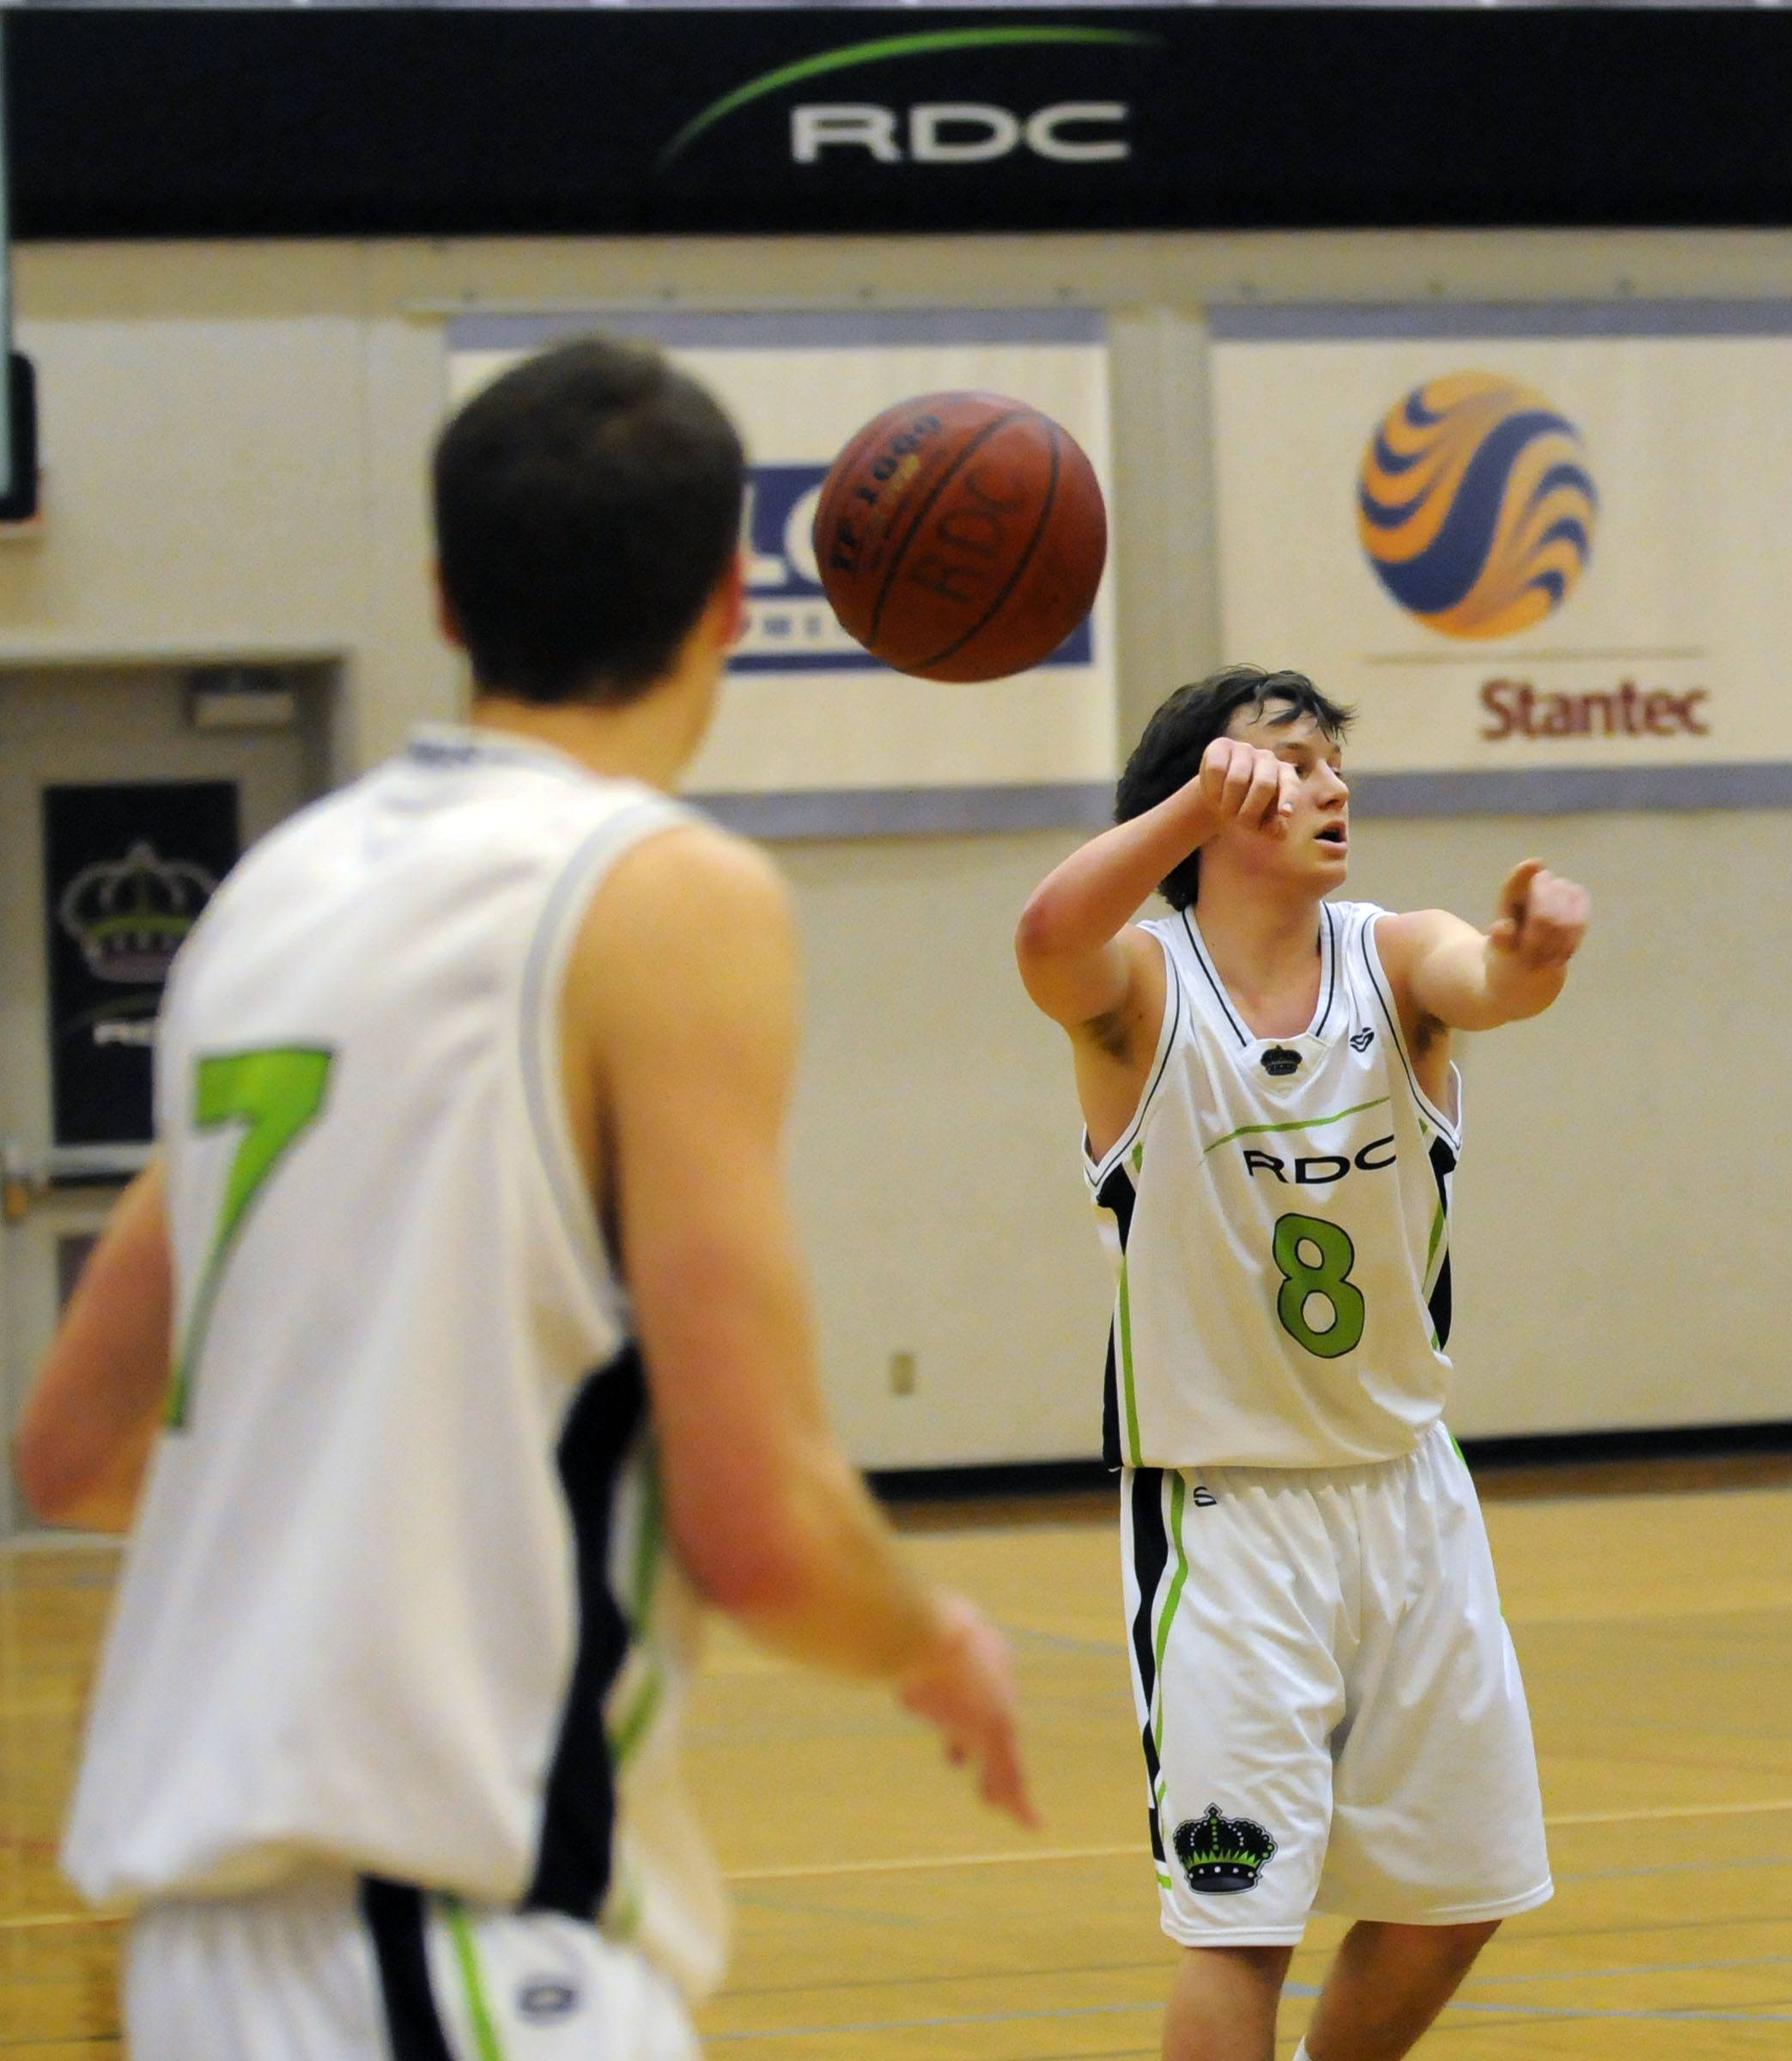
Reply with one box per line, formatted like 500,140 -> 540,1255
570,826 -> 943,1679
15,1161 -> 173,1532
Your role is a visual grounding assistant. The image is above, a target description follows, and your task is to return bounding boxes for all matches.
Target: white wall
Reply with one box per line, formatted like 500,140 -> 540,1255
9,228 -> 1792,1462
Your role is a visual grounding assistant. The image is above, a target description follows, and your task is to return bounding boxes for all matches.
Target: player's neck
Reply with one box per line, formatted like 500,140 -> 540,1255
1191,874 -> 1326,1016
469,667 -> 714,793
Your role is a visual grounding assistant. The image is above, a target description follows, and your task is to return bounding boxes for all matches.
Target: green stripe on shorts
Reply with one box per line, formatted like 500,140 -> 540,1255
441,1897 -> 507,2061
1151,1473 -> 1190,1753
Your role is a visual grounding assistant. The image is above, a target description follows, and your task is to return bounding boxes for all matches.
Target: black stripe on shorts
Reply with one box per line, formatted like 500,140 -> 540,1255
359,1877 -> 454,2061
1126,1467 -> 1170,1864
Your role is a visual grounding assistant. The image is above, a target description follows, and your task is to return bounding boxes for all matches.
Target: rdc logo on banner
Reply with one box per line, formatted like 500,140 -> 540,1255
1356,374 -> 1599,641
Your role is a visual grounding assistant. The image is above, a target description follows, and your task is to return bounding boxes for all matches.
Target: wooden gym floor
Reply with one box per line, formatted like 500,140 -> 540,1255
3,1461 -> 1790,2057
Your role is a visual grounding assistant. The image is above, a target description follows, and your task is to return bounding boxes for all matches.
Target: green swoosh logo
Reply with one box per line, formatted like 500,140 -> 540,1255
656,27 -> 1159,171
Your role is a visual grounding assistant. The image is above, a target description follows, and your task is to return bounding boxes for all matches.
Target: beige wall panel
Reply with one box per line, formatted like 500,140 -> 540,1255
781,830 -> 1111,1468
5,244 -> 368,667
358,308 -> 466,764
1347,811 -> 1791,1438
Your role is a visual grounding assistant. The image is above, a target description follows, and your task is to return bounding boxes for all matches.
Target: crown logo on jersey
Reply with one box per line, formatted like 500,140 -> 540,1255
1173,1803 -> 1278,1894
1260,1045 -> 1302,1078
58,840 -> 217,986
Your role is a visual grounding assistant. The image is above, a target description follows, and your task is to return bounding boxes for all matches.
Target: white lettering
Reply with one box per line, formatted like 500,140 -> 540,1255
1026,102 -> 1130,163
908,102 -> 1021,165
791,105 -> 902,164
792,100 -> 1134,168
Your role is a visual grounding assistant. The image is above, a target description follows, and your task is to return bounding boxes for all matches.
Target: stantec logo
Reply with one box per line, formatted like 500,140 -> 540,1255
656,27 -> 1157,171
1357,373 -> 1598,641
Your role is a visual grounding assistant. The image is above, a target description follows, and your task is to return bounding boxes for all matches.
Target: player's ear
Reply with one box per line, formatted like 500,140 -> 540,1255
709,550 -> 749,651
431,564 -> 468,653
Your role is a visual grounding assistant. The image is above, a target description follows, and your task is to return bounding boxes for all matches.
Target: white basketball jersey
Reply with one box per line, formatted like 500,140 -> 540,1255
64,726 -> 728,2002
1085,900 -> 1461,1472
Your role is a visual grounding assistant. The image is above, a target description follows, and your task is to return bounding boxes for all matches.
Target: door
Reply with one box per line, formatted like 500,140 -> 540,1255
0,665 -> 331,1535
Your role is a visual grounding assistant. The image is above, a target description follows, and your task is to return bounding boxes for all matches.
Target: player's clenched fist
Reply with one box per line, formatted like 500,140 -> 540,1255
1488,859 -> 1589,969
1192,736 -> 1299,835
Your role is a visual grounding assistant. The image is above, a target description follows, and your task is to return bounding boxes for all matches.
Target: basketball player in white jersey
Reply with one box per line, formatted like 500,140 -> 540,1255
1015,665 -> 1588,2061
16,337 -> 1032,2058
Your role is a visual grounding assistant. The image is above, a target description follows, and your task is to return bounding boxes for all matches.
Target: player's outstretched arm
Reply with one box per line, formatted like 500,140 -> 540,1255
1381,860 -> 1591,1033
574,824 -> 1034,1827
15,1162 -> 172,1533
1015,737 -> 1297,1031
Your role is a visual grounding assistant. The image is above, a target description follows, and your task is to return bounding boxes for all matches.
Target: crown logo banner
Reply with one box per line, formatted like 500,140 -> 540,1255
42,781 -> 240,1151
58,839 -> 218,987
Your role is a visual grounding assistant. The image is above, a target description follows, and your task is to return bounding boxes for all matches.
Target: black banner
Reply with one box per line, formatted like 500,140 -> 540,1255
43,781 -> 239,1148
9,8 -> 1792,240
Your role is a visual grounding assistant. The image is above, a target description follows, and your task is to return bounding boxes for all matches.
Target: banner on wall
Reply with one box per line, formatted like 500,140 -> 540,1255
18,11 -> 1792,244
1210,304 -> 1792,815
43,781 -> 238,1147
447,311 -> 1116,836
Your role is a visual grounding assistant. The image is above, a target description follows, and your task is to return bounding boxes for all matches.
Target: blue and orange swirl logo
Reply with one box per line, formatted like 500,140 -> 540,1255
1358,374 -> 1598,640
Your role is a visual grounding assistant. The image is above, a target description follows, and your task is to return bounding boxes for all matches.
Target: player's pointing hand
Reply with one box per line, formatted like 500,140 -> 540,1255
1194,737 -> 1300,836
1487,860 -> 1590,970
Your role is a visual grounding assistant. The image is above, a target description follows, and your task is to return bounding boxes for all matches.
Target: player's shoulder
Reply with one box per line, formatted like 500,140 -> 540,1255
568,817 -> 794,1017
1327,897 -> 1388,928
1133,909 -> 1188,971
1322,897 -> 1391,954
569,818 -> 796,1061
1354,902 -> 1445,963
598,815 -> 789,928
171,777 -> 370,969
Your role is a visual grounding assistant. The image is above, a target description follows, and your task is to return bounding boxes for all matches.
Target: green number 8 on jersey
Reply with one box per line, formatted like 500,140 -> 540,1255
1272,1212 -> 1365,1359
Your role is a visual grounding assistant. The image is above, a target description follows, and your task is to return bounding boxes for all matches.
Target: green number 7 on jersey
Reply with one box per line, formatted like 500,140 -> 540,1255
167,1047 -> 335,1429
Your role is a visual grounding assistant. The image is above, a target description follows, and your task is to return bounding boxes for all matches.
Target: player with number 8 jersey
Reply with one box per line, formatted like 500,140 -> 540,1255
1017,665 -> 1590,2061
1090,893 -> 1458,1473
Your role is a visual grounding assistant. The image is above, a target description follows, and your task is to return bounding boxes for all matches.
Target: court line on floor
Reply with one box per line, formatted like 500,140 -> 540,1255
1559,1849 -> 1792,1883
1467,1950 -> 1792,1987
1549,1796 -> 1792,1828
708,1992 -> 1792,2042
0,1912 -> 121,1931
8,1796 -> 1790,1929
724,1797 -> 1792,1882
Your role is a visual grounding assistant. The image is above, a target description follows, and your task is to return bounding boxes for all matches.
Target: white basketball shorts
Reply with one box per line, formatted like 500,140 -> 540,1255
1121,1421 -> 1552,1947
125,1871 -> 699,2060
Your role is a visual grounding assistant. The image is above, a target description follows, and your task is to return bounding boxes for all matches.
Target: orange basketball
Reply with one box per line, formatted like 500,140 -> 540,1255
812,391 -> 1107,683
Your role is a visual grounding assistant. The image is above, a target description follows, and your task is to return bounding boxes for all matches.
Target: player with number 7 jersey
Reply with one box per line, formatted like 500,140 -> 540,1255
1016,664 -> 1589,2061
33,338 -> 1033,2061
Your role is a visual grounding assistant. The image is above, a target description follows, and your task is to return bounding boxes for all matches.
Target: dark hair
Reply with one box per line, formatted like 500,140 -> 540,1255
433,336 -> 746,706
1115,664 -> 1353,911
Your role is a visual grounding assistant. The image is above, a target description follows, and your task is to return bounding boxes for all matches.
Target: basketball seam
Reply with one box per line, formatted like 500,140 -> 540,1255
866,409 -> 1033,648
911,426 -> 1062,675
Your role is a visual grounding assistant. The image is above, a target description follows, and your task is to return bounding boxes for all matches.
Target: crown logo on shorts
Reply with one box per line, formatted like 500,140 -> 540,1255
1172,1803 -> 1279,1894
58,840 -> 216,986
